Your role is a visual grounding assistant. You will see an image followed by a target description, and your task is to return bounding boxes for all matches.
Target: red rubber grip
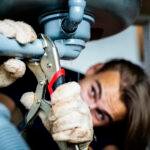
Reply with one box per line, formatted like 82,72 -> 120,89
48,68 -> 65,95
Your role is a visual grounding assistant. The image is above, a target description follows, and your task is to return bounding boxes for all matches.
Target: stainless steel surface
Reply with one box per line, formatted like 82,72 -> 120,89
0,0 -> 140,38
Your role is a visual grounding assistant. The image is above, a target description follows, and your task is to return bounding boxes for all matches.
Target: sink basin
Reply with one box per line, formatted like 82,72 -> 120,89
0,0 -> 140,39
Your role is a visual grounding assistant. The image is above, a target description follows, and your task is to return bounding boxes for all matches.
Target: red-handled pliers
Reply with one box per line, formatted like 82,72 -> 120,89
26,34 -> 80,150
26,34 -> 65,124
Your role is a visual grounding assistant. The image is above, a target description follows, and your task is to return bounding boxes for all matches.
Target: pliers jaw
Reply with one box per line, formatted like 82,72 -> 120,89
40,34 -> 65,94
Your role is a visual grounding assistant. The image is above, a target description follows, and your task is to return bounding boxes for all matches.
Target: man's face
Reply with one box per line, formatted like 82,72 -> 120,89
80,70 -> 127,127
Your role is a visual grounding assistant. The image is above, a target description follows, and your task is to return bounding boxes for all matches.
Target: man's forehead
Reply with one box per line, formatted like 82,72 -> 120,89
97,70 -> 120,83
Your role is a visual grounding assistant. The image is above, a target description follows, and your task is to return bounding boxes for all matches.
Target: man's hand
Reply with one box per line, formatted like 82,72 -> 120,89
20,82 -> 93,149
50,82 -> 93,143
0,19 -> 37,87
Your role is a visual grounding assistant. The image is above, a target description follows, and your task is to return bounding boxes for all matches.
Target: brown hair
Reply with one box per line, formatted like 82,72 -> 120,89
97,59 -> 150,149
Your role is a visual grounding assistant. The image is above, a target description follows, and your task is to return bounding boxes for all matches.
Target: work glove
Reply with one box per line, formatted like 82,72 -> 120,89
0,19 -> 37,87
20,82 -> 93,150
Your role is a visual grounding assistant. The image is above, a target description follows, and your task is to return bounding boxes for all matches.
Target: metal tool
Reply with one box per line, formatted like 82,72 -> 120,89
26,34 -> 65,124
26,34 -> 80,150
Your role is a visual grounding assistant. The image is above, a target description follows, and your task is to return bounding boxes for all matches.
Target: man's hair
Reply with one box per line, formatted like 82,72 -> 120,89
97,59 -> 150,149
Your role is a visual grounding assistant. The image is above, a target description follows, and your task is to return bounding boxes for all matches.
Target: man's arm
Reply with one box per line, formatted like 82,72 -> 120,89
0,103 -> 29,150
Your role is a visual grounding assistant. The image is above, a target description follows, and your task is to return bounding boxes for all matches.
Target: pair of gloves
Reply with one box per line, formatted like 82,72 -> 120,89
0,19 -> 93,149
0,19 -> 36,87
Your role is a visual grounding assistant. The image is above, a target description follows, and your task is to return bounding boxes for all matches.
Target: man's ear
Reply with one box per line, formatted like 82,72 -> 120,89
86,63 -> 103,76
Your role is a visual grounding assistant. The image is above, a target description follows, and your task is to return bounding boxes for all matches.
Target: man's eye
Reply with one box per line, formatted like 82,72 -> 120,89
96,109 -> 112,124
97,111 -> 105,121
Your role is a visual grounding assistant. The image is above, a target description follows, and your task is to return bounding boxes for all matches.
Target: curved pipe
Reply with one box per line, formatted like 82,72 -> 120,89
61,0 -> 86,33
68,0 -> 86,23
0,34 -> 44,60
54,39 -> 85,59
0,34 -> 84,60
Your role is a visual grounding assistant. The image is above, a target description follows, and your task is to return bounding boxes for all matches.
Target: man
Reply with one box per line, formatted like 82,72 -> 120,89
0,19 -> 93,150
21,59 -> 150,150
80,60 -> 150,150
1,19 -> 150,150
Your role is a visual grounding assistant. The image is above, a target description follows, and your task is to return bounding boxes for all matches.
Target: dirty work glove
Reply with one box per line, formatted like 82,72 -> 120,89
20,82 -> 93,150
0,19 -> 37,87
